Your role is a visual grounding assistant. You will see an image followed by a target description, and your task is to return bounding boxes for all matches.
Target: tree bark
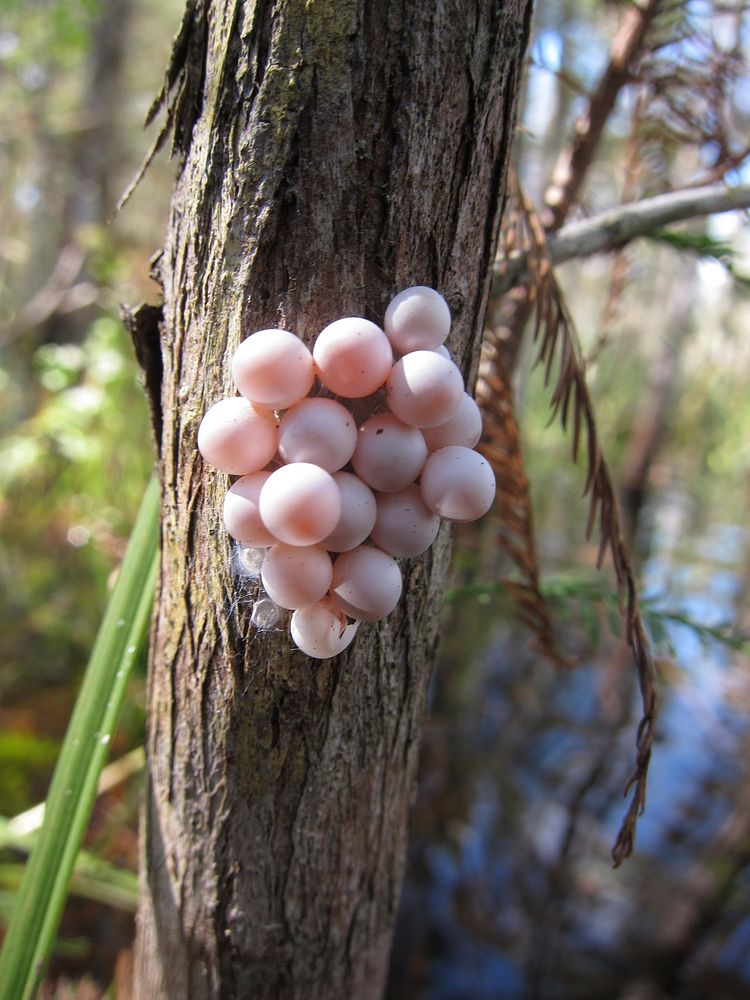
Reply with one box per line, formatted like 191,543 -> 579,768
134,1 -> 532,996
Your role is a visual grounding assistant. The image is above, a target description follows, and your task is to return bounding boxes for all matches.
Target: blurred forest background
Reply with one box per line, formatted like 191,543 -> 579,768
1,0 -> 749,997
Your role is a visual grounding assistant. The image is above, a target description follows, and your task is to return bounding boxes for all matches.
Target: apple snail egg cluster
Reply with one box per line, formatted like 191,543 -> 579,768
197,285 -> 496,658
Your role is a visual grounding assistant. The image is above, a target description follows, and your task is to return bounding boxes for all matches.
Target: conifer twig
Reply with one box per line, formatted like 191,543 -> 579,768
494,182 -> 750,294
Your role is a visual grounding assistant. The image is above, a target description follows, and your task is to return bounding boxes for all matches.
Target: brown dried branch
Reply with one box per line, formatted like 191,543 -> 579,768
490,0 -> 663,396
584,90 -> 645,367
1,243 -> 99,348
543,0 -> 664,230
513,181 -> 659,866
528,55 -> 589,98
635,1 -> 750,185
477,178 -> 570,668
476,333 -> 569,668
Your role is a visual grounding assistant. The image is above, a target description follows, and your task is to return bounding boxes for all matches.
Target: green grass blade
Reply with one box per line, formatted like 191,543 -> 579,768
0,476 -> 159,1000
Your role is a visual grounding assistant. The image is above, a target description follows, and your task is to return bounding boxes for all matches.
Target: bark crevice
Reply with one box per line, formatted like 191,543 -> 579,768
121,301 -> 164,449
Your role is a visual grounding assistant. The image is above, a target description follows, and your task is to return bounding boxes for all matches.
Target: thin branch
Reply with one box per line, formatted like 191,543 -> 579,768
543,0 -> 663,229
494,182 -> 750,295
490,0 -> 662,371
0,243 -> 101,348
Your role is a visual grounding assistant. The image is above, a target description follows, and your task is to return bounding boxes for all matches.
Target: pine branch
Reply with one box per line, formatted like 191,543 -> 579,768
503,181 -> 660,866
494,182 -> 750,294
476,328 -> 570,668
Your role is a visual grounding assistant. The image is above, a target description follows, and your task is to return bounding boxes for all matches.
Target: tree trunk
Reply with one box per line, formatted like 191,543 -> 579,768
134,1 -> 532,996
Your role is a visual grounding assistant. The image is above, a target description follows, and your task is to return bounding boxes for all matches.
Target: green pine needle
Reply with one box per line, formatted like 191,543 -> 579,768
648,228 -> 750,289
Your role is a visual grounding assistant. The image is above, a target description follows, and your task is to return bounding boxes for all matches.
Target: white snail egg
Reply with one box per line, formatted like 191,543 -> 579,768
260,543 -> 333,610
232,328 -> 314,410
386,350 -> 464,428
259,463 -> 341,547
278,397 -> 357,472
232,543 -> 265,580
384,285 -> 451,354
223,471 -> 277,547
370,484 -> 440,558
251,597 -> 281,630
197,397 -> 278,475
351,413 -> 427,493
290,601 -> 360,658
329,545 -> 403,622
313,317 -> 393,398
422,393 -> 483,451
321,471 -> 377,553
420,446 -> 496,522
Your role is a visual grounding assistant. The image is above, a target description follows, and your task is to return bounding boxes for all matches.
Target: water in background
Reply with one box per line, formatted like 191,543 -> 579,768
387,487 -> 750,1000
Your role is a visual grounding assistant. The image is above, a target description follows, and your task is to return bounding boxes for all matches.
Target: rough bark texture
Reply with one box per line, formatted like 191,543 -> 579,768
134,1 -> 532,996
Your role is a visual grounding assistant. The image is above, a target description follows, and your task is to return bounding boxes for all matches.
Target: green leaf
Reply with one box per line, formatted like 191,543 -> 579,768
0,476 -> 159,1000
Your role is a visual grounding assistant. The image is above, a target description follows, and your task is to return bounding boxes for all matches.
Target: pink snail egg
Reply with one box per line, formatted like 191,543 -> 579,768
197,397 -> 278,475
321,471 -> 377,553
313,317 -> 393,398
422,393 -> 483,451
278,397 -> 357,472
370,484 -> 440,558
260,543 -> 333,610
290,601 -> 360,658
329,545 -> 403,622
223,471 -> 277,547
232,328 -> 314,410
351,412 -> 428,493
384,285 -> 451,354
259,463 -> 342,547
386,350 -> 464,428
420,446 -> 496,522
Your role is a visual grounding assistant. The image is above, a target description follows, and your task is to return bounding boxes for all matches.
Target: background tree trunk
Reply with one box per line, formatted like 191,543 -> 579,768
134,0 -> 532,996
